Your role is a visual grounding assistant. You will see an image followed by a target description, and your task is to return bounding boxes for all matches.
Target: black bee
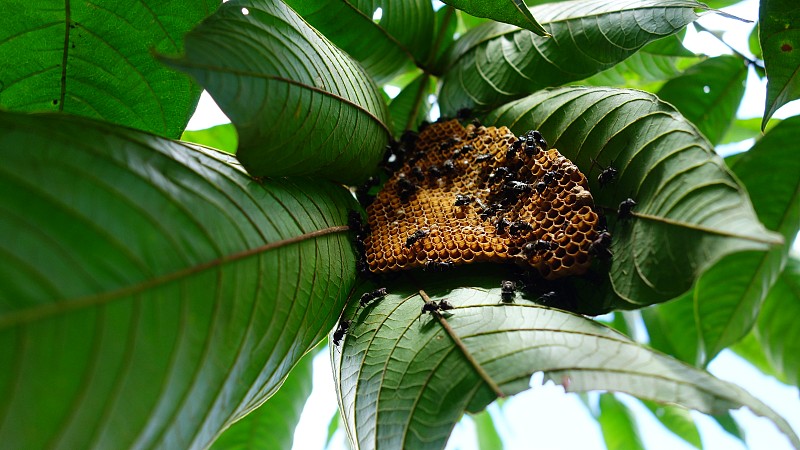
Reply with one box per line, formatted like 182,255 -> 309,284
509,221 -> 533,236
456,108 -> 472,119
360,287 -> 388,308
356,258 -> 370,275
439,141 -> 453,151
438,300 -> 454,311
418,120 -> 430,132
589,231 -> 613,260
424,260 -> 455,272
396,175 -> 417,201
522,239 -> 555,258
410,166 -> 425,181
594,160 -> 618,187
355,176 -> 379,207
428,165 -> 443,180
543,171 -> 557,186
493,217 -> 511,234
421,300 -> 454,317
461,144 -> 474,154
442,159 -> 456,173
471,118 -> 482,127
508,139 -> 523,158
537,291 -> 559,306
480,202 -> 503,221
535,181 -> 547,193
489,166 -> 512,183
348,210 -> 368,237
501,280 -> 517,302
531,130 -> 548,150
454,194 -> 474,206
617,198 -> 637,220
333,319 -> 352,346
504,181 -> 532,195
405,229 -> 430,248
476,153 -> 492,162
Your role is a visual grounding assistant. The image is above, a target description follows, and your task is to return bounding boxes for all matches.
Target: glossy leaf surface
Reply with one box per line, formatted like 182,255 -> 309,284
753,257 -> 800,387
439,0 -> 704,115
282,0 -> 434,83
487,86 -> 780,305
0,0 -> 216,138
166,0 -> 391,184
657,55 -> 748,144
332,270 -> 800,450
759,0 -> 800,129
0,111 -> 357,449
440,0 -> 548,36
209,349 -> 314,450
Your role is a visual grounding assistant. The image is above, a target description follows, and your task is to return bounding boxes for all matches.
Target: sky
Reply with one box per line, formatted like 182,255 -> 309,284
186,1 -> 800,448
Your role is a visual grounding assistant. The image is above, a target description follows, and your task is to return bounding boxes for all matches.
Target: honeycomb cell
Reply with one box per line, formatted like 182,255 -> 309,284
363,120 -> 606,279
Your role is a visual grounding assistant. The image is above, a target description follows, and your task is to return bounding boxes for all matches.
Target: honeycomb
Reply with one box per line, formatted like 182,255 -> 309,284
364,120 -> 603,279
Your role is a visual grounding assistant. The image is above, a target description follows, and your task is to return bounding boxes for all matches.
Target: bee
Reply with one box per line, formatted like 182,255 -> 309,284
442,159 -> 456,173
593,159 -> 617,187
589,231 -> 613,260
501,280 -> 517,302
428,165 -> 443,180
535,181 -> 547,193
543,171 -> 557,186
522,239 -> 555,258
360,287 -> 388,308
396,175 -> 417,201
405,229 -> 430,248
617,198 -> 637,220
421,300 -> 454,317
493,217 -> 511,234
332,319 -> 352,347
410,166 -> 425,181
424,260 -> 455,272
461,144 -> 474,154
454,194 -> 474,206
476,153 -> 492,162
509,221 -> 534,236
488,166 -> 512,183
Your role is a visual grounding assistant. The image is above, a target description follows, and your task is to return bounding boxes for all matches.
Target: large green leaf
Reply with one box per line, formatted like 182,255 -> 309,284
0,0 -> 216,138
759,0 -> 800,129
596,394 -> 645,450
210,348 -> 315,450
472,409 -> 504,450
581,50 -> 698,92
440,0 -> 548,36
642,298 -> 702,366
282,0 -> 434,83
640,399 -> 703,449
0,111 -> 357,449
486,86 -> 780,306
657,55 -> 748,145
331,269 -> 800,450
388,74 -> 433,135
165,0 -> 391,184
752,257 -> 800,387
438,0 -> 704,115
645,116 -> 800,366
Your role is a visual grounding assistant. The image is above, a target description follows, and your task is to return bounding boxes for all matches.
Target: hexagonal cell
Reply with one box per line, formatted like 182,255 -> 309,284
362,119 -> 604,279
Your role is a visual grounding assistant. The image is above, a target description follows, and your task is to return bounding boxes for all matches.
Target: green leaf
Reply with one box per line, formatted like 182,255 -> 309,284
281,0 -> 434,83
165,0 -> 391,184
439,0 -> 705,115
0,111 -> 357,449
657,55 -> 748,145
732,332 -> 790,385
440,0 -> 549,36
643,297 -> 702,366
472,409 -> 504,450
641,399 -> 703,449
753,257 -> 800,387
713,411 -> 747,442
692,115 -> 800,362
749,23 -> 763,61
581,50 -> 699,91
486,86 -> 780,306
388,74 -> 433,135
759,0 -> 800,129
332,270 -> 800,450
210,349 -> 315,450
597,394 -> 645,450
720,117 -> 780,145
0,0 -> 216,138
182,123 -> 238,154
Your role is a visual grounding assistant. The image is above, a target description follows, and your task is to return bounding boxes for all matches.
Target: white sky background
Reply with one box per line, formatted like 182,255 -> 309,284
186,1 -> 800,448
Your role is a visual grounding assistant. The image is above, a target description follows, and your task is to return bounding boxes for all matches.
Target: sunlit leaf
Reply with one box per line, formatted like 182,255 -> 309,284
165,0 -> 391,184
597,394 -> 645,450
752,257 -> 800,387
641,399 -> 703,449
182,123 -> 238,154
439,0 -> 705,115
332,270 -> 800,450
282,0 -> 434,83
0,111 -> 357,449
487,86 -> 780,306
440,0 -> 548,36
472,409 -> 504,450
759,0 -> 800,129
0,0 -> 216,138
657,55 -> 748,144
210,350 -> 315,449
692,116 -> 800,363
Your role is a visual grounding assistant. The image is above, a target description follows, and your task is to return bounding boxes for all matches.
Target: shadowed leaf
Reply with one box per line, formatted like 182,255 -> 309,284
759,0 -> 800,129
441,0 -> 548,36
0,111 -> 357,450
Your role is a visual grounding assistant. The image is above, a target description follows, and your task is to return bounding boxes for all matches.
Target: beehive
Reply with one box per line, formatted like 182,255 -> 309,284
364,120 -> 603,279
